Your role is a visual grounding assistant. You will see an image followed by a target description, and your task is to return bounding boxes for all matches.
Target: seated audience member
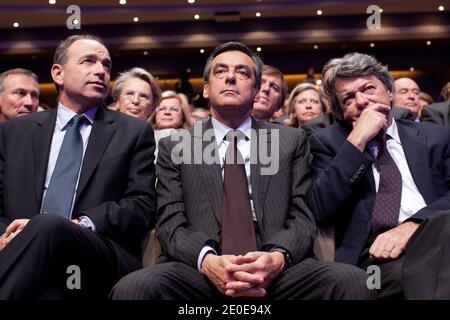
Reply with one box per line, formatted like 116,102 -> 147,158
0,68 -> 40,122
0,34 -> 156,299
420,82 -> 450,126
300,58 -> 342,135
284,83 -> 327,128
419,91 -> 434,109
112,67 -> 161,121
308,52 -> 450,299
112,42 -> 374,300
252,65 -> 287,122
392,78 -> 422,121
189,107 -> 210,124
148,90 -> 190,158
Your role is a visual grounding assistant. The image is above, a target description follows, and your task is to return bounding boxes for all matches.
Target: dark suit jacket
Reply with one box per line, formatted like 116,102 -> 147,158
420,101 -> 450,126
308,120 -> 450,265
302,113 -> 335,137
0,107 -> 156,258
155,118 -> 315,269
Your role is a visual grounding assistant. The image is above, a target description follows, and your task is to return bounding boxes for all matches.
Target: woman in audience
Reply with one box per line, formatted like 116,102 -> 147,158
284,83 -> 327,127
149,90 -> 191,159
112,67 -> 161,121
419,91 -> 434,108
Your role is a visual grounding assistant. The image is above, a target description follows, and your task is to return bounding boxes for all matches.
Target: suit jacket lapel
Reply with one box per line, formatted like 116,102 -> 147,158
250,119 -> 271,226
196,119 -> 223,223
397,122 -> 435,203
32,110 -> 57,205
75,107 -> 116,203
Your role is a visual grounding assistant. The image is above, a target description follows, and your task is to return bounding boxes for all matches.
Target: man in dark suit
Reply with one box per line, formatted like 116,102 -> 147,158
251,65 -> 286,122
308,52 -> 450,299
112,42 -> 373,300
0,35 -> 156,299
420,100 -> 450,126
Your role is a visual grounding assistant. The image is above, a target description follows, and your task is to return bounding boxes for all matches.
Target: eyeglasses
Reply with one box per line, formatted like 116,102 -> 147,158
122,92 -> 152,102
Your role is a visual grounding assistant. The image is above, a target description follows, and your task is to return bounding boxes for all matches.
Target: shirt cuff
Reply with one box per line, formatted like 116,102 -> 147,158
79,215 -> 96,231
197,245 -> 217,272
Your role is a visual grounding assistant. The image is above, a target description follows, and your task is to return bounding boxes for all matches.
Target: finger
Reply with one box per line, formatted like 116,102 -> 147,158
5,220 -> 21,236
230,271 -> 264,285
380,249 -> 391,259
227,287 -> 266,298
237,253 -> 260,263
390,246 -> 403,259
225,280 -> 253,291
371,104 -> 391,113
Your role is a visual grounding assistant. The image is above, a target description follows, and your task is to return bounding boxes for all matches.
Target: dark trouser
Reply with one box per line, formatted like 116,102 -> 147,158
111,258 -> 376,300
0,214 -> 140,299
358,247 -> 404,299
358,211 -> 450,299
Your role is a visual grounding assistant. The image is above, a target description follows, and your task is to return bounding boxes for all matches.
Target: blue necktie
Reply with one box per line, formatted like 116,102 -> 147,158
41,114 -> 85,219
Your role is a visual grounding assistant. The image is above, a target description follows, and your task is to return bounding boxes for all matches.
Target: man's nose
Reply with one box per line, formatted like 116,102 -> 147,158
355,92 -> 369,108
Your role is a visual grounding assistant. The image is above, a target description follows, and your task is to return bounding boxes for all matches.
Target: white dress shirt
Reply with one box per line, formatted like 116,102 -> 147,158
372,119 -> 427,224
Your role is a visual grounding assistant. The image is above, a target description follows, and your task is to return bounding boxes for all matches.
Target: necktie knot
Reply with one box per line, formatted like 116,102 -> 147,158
67,114 -> 86,130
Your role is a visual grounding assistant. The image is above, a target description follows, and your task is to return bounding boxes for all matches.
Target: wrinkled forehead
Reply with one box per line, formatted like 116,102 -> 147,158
67,39 -> 111,60
335,75 -> 383,92
211,50 -> 255,70
4,74 -> 39,90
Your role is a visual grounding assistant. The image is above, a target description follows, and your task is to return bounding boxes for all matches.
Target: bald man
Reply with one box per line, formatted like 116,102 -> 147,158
393,78 -> 421,121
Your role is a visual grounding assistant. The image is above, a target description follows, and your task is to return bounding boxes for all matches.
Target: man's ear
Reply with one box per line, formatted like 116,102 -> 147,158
388,90 -> 394,101
203,82 -> 209,99
51,64 -> 64,88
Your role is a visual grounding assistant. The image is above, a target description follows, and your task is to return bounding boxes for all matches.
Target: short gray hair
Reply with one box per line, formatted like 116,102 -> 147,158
323,52 -> 394,121
0,68 -> 39,93
203,42 -> 263,90
112,67 -> 161,107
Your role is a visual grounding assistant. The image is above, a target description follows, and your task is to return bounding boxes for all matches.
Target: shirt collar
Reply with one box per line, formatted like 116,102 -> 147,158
56,103 -> 97,131
386,118 -> 401,145
211,116 -> 252,145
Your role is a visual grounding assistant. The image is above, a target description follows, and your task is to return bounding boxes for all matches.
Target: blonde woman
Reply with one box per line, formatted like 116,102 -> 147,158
284,83 -> 327,127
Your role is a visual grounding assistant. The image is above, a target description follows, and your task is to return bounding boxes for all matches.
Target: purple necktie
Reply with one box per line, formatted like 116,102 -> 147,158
370,137 -> 402,235
221,130 -> 257,255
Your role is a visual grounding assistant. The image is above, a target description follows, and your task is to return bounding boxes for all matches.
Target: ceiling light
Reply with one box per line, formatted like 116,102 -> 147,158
194,14 -> 200,20
13,22 -> 19,28
313,45 -> 318,49
317,10 -> 323,16
426,40 -> 431,46
370,42 -> 375,47
256,12 -> 261,17
133,17 -> 139,22
73,19 -> 79,25
119,0 -> 126,5
200,49 -> 205,53
438,5 -> 444,11
143,51 -> 148,56
188,0 -> 196,3
256,47 -> 262,52
49,0 -> 56,4
410,67 -> 415,72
